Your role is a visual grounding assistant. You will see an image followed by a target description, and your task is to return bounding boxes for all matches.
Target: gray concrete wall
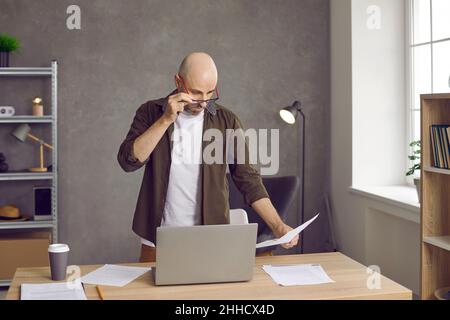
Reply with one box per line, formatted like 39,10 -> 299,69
0,0 -> 330,265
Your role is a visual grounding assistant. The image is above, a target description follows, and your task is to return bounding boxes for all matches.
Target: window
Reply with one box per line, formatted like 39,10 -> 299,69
408,0 -> 450,175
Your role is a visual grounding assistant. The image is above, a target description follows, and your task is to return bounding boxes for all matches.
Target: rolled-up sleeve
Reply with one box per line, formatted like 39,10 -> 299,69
117,103 -> 152,172
227,116 -> 269,205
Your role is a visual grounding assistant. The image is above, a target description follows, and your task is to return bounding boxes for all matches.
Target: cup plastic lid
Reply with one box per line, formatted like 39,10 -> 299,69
48,243 -> 70,253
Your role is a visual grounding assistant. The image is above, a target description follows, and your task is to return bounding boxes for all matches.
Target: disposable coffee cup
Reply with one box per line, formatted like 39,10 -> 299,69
48,244 -> 69,281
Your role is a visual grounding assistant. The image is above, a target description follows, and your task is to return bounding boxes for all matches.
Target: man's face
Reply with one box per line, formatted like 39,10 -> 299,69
176,75 -> 217,115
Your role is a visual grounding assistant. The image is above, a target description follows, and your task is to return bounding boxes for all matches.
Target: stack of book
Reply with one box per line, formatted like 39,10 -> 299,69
430,125 -> 450,169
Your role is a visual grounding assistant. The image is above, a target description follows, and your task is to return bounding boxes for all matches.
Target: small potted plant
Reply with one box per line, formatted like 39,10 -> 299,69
406,140 -> 421,201
0,33 -> 20,67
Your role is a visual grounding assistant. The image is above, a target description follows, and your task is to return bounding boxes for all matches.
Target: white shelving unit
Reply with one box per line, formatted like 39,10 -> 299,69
0,171 -> 54,181
0,220 -> 55,231
0,116 -> 53,124
0,61 -> 58,287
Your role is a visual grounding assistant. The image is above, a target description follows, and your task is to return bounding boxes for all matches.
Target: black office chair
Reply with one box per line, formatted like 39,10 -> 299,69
227,173 -> 300,255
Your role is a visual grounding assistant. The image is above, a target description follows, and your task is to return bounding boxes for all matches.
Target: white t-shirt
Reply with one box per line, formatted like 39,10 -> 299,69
141,109 -> 204,247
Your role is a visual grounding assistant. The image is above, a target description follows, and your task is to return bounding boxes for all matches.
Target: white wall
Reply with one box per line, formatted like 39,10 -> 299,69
330,0 -> 420,296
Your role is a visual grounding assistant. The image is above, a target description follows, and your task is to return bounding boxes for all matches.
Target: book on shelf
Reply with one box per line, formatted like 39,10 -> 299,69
430,125 -> 450,169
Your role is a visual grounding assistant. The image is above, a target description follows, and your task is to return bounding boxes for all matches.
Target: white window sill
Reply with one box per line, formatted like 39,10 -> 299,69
349,185 -> 420,223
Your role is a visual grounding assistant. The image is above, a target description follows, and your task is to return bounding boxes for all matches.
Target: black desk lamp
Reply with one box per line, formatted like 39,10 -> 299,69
279,101 -> 306,254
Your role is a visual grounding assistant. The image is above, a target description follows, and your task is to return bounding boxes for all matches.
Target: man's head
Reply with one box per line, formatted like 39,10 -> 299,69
175,52 -> 218,114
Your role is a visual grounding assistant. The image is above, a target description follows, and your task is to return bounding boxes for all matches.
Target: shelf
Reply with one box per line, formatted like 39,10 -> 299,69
0,116 -> 53,124
421,93 -> 450,100
424,166 -> 450,175
349,185 -> 420,218
420,94 -> 450,299
0,171 -> 53,181
423,236 -> 450,252
0,61 -> 58,244
0,67 -> 52,76
0,279 -> 11,287
0,220 -> 54,231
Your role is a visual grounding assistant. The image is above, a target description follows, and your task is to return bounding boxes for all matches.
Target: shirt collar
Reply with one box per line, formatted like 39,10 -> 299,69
157,89 -> 217,116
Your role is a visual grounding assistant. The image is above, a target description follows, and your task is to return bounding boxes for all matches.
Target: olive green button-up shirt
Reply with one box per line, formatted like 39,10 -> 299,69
117,90 -> 269,244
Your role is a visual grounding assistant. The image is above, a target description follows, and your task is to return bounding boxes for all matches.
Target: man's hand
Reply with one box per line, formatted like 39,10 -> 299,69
130,92 -> 193,164
273,223 -> 299,250
250,198 -> 299,250
161,92 -> 194,124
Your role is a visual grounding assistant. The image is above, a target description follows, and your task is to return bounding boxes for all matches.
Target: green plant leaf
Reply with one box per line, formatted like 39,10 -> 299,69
0,33 -> 20,52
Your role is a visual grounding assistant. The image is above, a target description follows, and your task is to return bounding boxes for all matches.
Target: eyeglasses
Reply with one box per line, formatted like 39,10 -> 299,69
178,75 -> 220,105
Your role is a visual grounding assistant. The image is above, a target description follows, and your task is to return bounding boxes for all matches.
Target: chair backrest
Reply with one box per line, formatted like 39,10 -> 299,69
229,209 -> 249,225
227,174 -> 299,236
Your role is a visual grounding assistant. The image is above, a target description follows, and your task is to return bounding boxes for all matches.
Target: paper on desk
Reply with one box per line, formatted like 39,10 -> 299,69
21,281 -> 87,300
262,264 -> 334,286
256,213 -> 320,249
80,264 -> 151,287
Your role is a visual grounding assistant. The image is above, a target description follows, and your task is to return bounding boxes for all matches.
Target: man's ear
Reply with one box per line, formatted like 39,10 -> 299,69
174,74 -> 181,90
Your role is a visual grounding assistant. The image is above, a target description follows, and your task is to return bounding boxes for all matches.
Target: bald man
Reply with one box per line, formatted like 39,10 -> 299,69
118,52 -> 298,263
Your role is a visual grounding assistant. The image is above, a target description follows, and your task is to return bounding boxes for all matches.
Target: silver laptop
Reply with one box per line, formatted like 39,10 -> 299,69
154,223 -> 258,286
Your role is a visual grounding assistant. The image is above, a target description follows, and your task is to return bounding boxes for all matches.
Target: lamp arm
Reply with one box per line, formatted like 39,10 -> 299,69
26,133 -> 40,143
42,142 -> 54,150
293,100 -> 302,111
27,133 -> 54,150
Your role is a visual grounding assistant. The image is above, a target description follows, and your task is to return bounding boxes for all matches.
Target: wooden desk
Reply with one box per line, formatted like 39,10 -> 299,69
6,252 -> 412,300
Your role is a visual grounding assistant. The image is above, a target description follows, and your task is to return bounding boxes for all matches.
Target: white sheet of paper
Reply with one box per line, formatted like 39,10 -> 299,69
21,281 -> 87,300
256,213 -> 320,248
80,264 -> 151,287
262,264 -> 334,286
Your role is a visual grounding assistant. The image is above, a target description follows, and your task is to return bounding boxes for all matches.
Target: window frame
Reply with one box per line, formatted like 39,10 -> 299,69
406,0 -> 450,183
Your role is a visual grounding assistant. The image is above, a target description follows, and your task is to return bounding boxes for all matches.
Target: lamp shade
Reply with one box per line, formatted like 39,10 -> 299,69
279,101 -> 302,124
11,124 -> 31,142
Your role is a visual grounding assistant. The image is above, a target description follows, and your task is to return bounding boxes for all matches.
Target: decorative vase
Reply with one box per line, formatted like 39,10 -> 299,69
0,51 -> 10,67
414,178 -> 421,203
